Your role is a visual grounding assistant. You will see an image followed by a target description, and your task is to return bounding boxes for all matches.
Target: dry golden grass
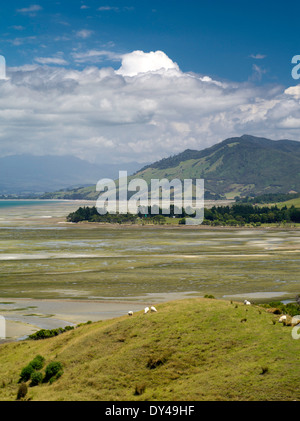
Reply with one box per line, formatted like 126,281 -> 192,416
1,297 -> 300,401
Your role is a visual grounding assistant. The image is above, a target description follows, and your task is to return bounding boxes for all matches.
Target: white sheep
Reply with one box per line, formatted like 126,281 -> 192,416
128,311 -> 133,316
244,300 -> 251,305
150,306 -> 157,312
279,315 -> 287,323
144,306 -> 149,314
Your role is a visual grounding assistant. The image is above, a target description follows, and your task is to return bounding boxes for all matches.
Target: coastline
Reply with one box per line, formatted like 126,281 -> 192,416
0,199 -> 299,342
0,289 -> 292,343
0,292 -> 202,342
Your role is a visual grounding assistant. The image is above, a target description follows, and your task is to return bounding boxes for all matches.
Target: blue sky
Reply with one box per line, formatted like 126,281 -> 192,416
1,0 -> 299,85
0,1 -> 300,164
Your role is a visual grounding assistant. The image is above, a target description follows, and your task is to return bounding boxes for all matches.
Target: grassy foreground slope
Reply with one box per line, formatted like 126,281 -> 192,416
1,298 -> 300,401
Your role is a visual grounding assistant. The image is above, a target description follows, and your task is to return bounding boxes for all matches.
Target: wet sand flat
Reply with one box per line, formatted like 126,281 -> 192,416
0,200 -> 299,341
0,320 -> 39,344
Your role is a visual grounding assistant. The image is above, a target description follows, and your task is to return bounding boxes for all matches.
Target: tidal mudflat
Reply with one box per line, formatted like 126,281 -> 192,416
0,200 -> 299,340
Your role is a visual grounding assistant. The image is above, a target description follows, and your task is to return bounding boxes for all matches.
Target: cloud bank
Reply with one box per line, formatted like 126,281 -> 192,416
1,50 -> 300,164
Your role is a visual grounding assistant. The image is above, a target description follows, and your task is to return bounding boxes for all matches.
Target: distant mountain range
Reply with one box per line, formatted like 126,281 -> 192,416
0,154 -> 142,196
5,134 -> 299,200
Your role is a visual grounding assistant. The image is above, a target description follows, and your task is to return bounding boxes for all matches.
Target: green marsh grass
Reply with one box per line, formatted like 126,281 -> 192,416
0,225 -> 299,300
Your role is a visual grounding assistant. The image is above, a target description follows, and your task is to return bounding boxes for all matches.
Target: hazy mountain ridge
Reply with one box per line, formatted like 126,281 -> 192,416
11,134 -> 300,200
0,155 -> 142,196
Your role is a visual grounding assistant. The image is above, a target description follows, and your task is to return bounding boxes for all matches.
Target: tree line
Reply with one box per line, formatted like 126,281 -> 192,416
203,203 -> 300,226
66,206 -> 174,224
66,203 -> 300,226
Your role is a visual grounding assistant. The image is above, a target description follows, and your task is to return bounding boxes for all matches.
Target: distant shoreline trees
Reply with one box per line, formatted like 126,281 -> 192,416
66,205 -> 184,225
203,203 -> 300,226
66,203 -> 300,226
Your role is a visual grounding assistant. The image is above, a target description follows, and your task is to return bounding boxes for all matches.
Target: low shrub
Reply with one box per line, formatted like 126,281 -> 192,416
18,355 -> 45,383
18,365 -> 34,383
30,355 -> 45,371
44,361 -> 64,383
64,325 -> 75,331
30,371 -> 43,387
29,326 -> 74,340
16,382 -> 27,400
260,300 -> 300,317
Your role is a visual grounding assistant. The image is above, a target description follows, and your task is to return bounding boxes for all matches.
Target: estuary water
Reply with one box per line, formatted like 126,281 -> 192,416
0,199 -> 299,342
0,200 -> 61,209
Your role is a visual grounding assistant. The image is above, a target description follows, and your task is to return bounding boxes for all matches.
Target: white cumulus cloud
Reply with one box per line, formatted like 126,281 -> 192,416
116,50 -> 180,77
0,50 -> 299,165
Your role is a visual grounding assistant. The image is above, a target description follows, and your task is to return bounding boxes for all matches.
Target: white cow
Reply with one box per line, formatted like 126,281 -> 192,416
244,300 -> 251,305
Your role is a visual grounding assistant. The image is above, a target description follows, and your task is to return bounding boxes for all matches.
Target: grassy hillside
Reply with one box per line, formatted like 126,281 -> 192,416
251,196 -> 300,210
276,197 -> 300,209
41,184 -> 98,200
136,135 -> 300,198
41,135 -> 300,200
1,298 -> 300,401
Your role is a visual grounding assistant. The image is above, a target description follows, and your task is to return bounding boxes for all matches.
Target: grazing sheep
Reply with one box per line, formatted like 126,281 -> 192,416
144,307 -> 149,314
128,311 -> 133,316
150,306 -> 157,312
279,315 -> 287,323
244,300 -> 251,305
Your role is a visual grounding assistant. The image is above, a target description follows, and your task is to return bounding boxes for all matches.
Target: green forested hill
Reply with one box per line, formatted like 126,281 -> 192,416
41,135 -> 300,200
135,134 -> 300,199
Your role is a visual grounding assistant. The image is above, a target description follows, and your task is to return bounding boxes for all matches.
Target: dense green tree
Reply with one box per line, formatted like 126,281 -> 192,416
67,203 -> 300,226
